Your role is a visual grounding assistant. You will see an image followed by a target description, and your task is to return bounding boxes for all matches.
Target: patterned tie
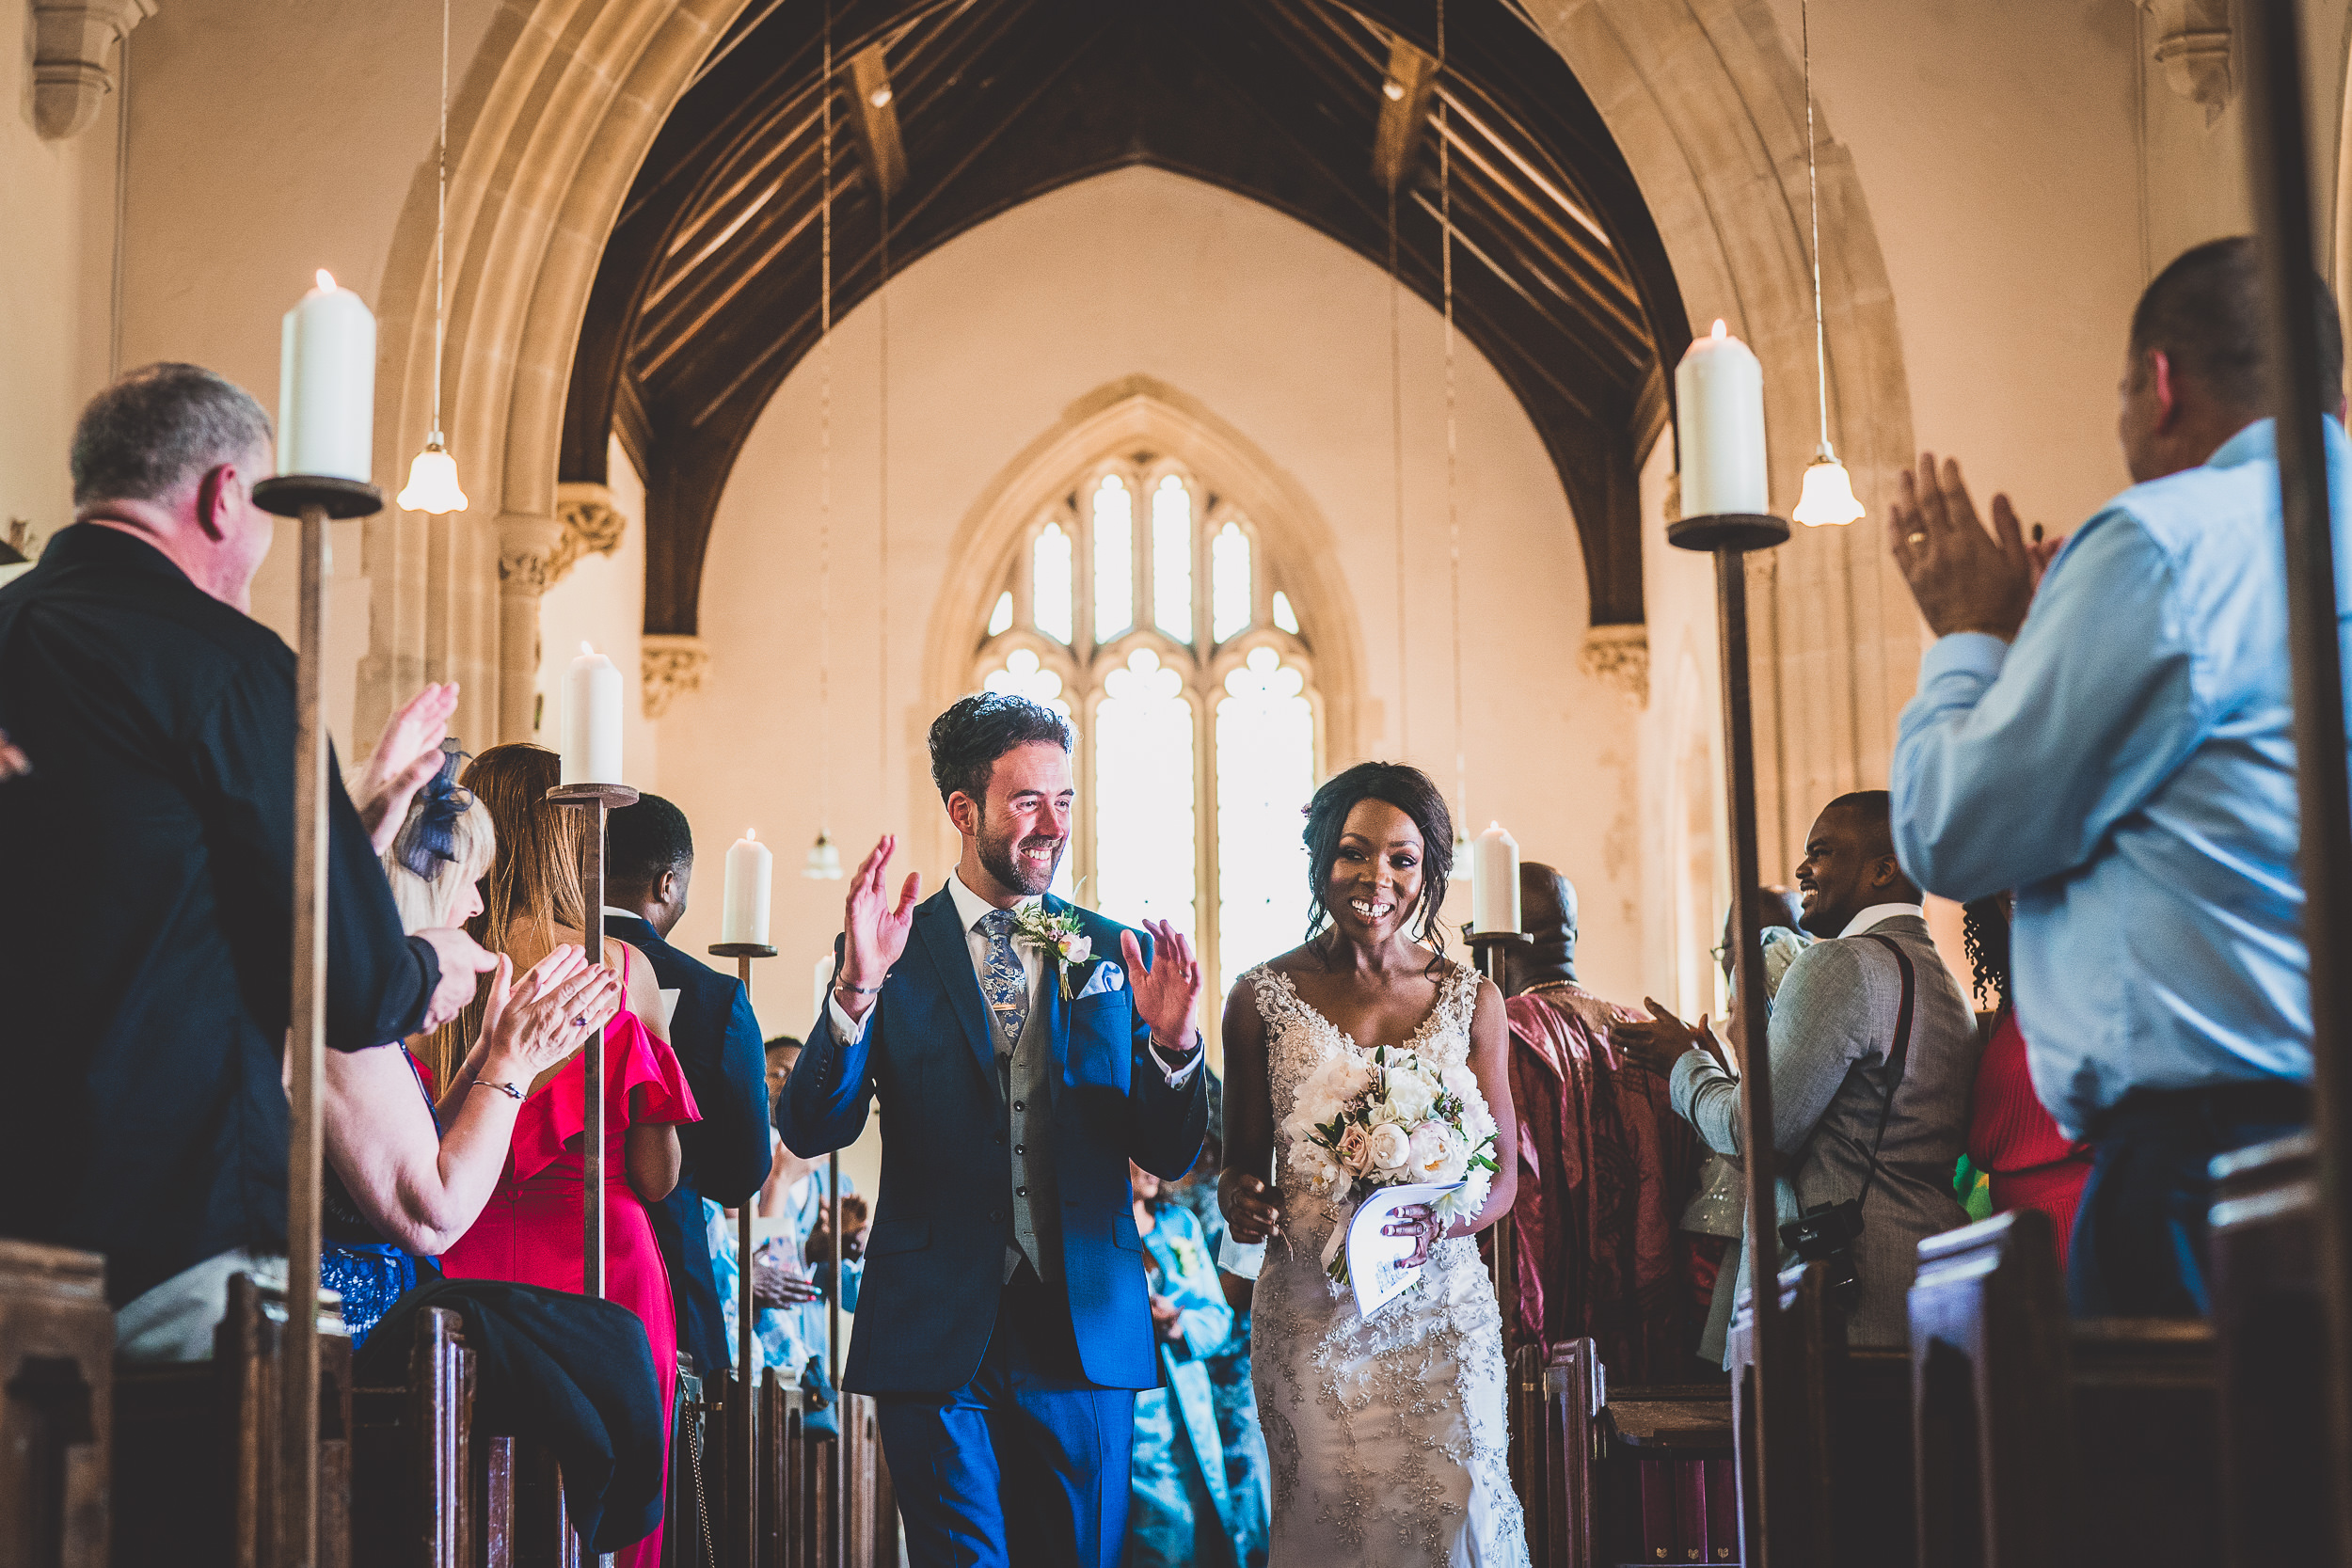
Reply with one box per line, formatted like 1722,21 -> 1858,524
977,908 -> 1029,1049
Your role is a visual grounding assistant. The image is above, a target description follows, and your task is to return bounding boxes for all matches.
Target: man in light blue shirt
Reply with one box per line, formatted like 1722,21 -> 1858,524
1886,236 -> 2344,1317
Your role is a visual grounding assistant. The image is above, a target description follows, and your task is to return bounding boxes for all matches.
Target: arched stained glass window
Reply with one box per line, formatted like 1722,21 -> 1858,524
971,452 -> 1319,1059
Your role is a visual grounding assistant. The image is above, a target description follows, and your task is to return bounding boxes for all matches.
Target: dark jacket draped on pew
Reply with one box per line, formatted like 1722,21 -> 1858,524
0,525 -> 439,1305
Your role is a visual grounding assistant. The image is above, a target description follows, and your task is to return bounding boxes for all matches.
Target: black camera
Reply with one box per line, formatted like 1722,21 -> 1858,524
1779,1198 -> 1863,1315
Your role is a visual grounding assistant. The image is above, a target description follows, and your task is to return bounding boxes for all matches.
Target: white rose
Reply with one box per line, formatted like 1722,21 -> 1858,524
1061,934 -> 1092,966
1367,1122 -> 1412,1173
1387,1069 -> 1438,1126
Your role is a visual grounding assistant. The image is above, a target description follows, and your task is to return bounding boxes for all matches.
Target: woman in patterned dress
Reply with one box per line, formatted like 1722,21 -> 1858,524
1217,763 -> 1527,1567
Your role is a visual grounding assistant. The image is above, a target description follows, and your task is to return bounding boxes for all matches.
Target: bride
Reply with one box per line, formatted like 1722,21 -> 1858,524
1219,762 -> 1527,1567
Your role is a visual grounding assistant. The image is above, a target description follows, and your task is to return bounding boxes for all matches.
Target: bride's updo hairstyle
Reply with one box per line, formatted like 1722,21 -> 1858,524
1300,761 -> 1454,958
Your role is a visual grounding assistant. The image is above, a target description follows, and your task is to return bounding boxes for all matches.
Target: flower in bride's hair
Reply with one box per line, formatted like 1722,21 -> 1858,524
1335,1123 -> 1375,1176
1367,1122 -> 1412,1172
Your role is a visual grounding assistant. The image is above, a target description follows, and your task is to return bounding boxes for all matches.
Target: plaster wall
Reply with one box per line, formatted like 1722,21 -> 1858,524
533,439 -> 660,782
629,168 -> 1650,1037
0,19 -> 116,558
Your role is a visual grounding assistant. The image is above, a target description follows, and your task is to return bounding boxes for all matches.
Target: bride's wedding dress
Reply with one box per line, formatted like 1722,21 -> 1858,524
1245,963 -> 1530,1567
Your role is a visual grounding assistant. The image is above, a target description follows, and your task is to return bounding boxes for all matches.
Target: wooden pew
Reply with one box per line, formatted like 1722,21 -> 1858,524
1727,1260 -> 1912,1567
836,1395 -> 895,1568
113,1268 -> 355,1568
351,1306 -> 477,1568
1511,1339 -> 1740,1565
0,1240 -> 112,1568
1907,1208 -> 2223,1567
2207,1131 -> 2328,1561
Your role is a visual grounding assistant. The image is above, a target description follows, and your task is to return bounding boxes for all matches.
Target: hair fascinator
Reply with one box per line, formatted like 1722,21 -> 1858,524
396,738 -> 476,879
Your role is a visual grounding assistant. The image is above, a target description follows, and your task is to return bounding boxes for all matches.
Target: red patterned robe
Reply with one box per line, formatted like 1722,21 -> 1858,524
1502,985 -> 1705,1381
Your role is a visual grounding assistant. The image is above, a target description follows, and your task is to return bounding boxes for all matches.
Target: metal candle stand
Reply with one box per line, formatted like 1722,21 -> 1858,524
1668,507 -> 1790,1561
708,940 -> 776,1566
546,782 -> 641,1304
1464,931 -> 1529,1323
251,472 -> 384,1568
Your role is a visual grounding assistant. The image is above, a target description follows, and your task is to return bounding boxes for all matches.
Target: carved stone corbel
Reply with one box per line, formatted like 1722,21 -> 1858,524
641,634 -> 710,719
1581,624 -> 1650,707
550,482 -> 628,585
29,0 -> 156,141
2140,0 -> 2233,123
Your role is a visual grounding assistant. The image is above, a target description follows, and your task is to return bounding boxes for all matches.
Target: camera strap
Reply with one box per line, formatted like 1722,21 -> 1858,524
1851,932 -> 1917,1213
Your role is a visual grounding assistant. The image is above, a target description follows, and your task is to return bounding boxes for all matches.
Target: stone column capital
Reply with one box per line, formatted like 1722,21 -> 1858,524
551,483 -> 628,585
1581,624 -> 1650,708
29,0 -> 156,140
641,634 -> 710,720
497,513 -> 561,594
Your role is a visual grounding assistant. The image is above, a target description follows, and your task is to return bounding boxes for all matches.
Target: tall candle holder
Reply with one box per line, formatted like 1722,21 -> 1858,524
708,939 -> 776,1565
1670,505 -> 1790,1560
252,472 -> 383,1568
1464,928 -> 1529,1335
546,781 -> 641,1303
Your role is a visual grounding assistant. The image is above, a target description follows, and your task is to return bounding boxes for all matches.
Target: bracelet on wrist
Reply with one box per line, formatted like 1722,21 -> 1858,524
472,1080 -> 526,1102
835,975 -> 886,997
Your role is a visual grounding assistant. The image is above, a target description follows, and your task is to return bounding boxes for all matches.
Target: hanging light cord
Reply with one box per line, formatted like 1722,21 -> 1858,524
1390,178 -> 1408,759
878,182 -> 891,799
818,3 -> 834,842
430,0 -> 452,441
1804,0 -> 1829,453
1440,0 -> 1465,833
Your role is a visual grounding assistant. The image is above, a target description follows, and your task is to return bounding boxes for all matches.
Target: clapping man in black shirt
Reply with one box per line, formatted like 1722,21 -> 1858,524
0,363 -> 497,1354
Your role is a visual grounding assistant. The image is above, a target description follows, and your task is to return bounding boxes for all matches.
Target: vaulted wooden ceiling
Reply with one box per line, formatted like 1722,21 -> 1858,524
560,0 -> 1687,637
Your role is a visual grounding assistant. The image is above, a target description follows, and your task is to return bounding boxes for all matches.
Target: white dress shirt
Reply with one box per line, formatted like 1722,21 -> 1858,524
828,871 -> 1203,1085
1836,902 -> 1926,940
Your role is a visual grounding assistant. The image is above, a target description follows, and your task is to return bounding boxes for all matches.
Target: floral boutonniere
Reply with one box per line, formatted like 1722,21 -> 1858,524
1011,904 -> 1092,999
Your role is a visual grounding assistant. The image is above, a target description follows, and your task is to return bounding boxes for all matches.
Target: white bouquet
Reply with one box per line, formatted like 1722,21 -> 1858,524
1279,1042 -> 1499,1287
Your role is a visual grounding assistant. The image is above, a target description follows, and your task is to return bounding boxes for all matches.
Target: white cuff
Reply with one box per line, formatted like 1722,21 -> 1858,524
1149,1033 -> 1204,1086
826,993 -> 872,1046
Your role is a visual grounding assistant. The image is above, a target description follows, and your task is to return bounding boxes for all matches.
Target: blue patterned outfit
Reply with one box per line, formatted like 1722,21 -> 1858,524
1128,1198 -> 1255,1568
1170,1180 -> 1272,1568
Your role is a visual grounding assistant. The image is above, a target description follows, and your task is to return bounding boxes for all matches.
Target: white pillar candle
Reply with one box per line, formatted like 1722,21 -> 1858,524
1675,319 -> 1769,518
1470,821 -> 1521,936
722,830 -> 774,946
560,641 -> 624,784
277,270 -> 376,483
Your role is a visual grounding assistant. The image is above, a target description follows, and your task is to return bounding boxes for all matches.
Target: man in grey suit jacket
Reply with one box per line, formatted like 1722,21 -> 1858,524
1622,791 -> 1979,1351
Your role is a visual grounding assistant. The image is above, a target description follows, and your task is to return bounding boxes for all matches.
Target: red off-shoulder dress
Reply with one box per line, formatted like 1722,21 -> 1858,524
438,946 -> 699,1567
1967,1008 -> 2093,1267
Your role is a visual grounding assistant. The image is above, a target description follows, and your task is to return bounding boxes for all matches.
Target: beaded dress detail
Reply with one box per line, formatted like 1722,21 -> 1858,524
1246,963 -> 1529,1567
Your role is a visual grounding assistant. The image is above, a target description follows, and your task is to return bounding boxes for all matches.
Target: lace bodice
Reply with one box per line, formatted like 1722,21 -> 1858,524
1248,961 -> 1481,1196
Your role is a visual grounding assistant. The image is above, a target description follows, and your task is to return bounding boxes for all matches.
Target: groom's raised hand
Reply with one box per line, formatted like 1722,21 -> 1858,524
1122,918 -> 1203,1053
838,834 -> 920,1022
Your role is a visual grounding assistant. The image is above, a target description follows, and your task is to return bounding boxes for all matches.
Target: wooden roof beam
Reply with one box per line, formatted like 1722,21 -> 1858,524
1371,33 -> 1437,191
848,43 -> 909,203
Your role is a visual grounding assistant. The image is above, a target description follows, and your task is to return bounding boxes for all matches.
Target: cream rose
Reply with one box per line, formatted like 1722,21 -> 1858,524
1367,1121 -> 1412,1172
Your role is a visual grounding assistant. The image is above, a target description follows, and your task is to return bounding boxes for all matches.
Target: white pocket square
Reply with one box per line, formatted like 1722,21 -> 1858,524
1074,961 -> 1125,999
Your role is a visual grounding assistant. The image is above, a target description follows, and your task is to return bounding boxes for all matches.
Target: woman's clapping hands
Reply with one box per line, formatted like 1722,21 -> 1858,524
475,946 -> 623,1085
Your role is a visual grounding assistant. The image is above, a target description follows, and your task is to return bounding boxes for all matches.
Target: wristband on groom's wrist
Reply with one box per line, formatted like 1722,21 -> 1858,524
1150,1031 -> 1199,1056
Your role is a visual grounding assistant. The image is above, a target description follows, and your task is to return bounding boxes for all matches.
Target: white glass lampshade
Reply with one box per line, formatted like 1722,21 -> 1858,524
803,829 -> 845,880
396,436 -> 469,515
1794,446 -> 1865,528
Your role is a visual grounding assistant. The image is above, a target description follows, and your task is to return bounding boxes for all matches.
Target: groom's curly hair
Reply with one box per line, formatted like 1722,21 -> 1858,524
929,691 -> 1074,808
1301,762 -> 1454,963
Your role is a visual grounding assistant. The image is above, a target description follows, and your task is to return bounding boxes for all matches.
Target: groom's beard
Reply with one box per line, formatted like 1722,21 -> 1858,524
981,827 -> 1065,896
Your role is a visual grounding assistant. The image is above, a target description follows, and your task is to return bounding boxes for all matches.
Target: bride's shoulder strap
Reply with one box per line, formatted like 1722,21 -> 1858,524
1245,963 -> 1308,1031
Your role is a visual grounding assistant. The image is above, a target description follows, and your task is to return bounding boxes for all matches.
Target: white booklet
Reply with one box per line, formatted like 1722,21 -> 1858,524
1344,1182 -> 1464,1319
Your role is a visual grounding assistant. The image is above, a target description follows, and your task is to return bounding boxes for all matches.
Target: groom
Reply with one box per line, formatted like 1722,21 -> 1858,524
778,692 -> 1209,1568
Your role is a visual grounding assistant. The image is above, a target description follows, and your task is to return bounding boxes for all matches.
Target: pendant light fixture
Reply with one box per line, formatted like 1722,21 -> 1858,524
1790,0 -> 1863,528
805,2 -> 843,880
397,0 -> 469,515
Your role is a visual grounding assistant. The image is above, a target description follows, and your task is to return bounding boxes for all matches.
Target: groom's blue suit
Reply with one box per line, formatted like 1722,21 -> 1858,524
778,885 -> 1208,1568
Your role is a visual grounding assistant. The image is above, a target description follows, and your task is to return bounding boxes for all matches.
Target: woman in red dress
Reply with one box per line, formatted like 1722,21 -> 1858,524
1963,895 -> 2093,1265
436,744 -> 700,1568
